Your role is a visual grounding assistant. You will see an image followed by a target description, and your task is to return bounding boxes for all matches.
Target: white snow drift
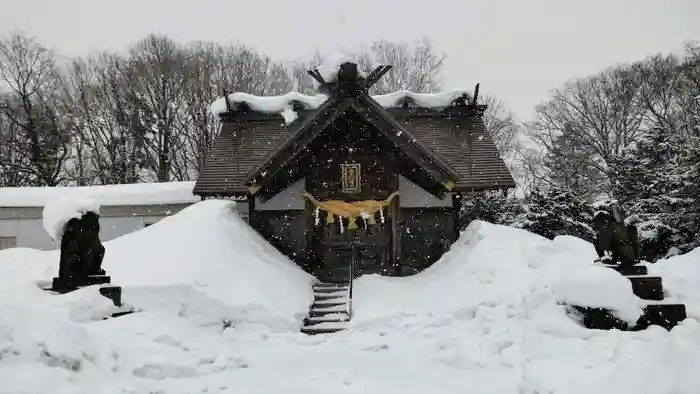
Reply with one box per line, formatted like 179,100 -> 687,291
1,198 -> 699,393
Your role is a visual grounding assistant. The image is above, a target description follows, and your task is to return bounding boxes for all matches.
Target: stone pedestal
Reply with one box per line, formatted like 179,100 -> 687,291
51,275 -> 112,293
98,285 -> 122,307
572,261 -> 687,331
48,275 -> 127,308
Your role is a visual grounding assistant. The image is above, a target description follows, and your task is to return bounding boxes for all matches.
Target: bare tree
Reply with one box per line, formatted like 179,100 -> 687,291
364,37 -> 445,94
528,65 -> 646,196
123,34 -> 192,182
0,102 -> 32,186
64,54 -> 149,185
181,41 -> 295,175
480,93 -> 519,154
0,32 -> 71,186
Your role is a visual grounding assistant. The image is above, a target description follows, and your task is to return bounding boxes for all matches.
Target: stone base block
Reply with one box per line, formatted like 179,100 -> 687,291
51,275 -> 111,293
571,303 -> 687,331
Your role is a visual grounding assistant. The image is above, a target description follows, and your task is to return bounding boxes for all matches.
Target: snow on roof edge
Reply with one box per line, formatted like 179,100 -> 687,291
0,181 -> 199,208
209,88 -> 475,122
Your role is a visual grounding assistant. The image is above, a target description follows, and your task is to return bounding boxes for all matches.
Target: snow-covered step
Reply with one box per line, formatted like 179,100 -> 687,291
301,281 -> 352,335
300,321 -> 348,335
313,296 -> 349,304
306,313 -> 350,323
311,305 -> 348,313
313,286 -> 349,293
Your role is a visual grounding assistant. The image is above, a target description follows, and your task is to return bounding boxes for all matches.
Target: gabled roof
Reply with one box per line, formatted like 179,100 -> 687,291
244,94 -> 461,196
193,62 -> 516,198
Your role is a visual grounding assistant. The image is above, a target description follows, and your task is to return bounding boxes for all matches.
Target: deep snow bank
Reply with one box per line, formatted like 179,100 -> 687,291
352,221 -> 644,327
0,200 -> 314,330
650,248 -> 700,320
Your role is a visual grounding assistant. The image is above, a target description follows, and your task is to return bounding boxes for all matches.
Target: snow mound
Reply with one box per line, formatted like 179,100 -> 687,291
2,199 -> 313,332
102,200 -> 313,324
41,194 -> 100,242
650,248 -> 700,320
353,221 -> 644,327
2,210 -> 700,392
0,181 -> 198,207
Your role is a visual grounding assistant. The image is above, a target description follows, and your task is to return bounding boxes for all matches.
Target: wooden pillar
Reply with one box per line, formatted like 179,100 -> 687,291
304,198 -> 316,274
390,194 -> 401,276
451,193 -> 462,243
248,194 -> 257,230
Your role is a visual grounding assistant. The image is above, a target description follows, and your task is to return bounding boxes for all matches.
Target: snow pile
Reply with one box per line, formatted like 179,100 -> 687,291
101,200 -> 313,326
0,198 -> 313,341
0,181 -> 198,207
352,221 -> 644,326
2,209 -> 700,392
41,195 -> 100,242
650,248 -> 700,320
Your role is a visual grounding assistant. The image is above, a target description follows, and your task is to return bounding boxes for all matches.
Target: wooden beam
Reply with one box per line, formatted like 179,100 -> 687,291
247,184 -> 261,195
451,193 -> 462,243
442,180 -> 457,191
473,83 -> 480,105
390,194 -> 401,276
304,197 -> 316,275
365,65 -> 393,89
306,69 -> 327,86
222,89 -> 232,112
248,195 -> 257,230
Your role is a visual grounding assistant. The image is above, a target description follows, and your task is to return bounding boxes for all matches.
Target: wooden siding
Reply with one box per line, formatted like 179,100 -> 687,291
399,207 -> 456,275
253,210 -> 308,267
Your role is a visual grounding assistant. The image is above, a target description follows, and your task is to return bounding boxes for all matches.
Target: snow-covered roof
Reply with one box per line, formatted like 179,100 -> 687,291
0,181 -> 199,208
210,53 -> 473,124
210,89 -> 473,123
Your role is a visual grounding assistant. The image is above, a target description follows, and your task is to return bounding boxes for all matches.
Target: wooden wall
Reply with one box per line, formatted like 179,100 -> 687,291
398,207 -> 456,275
248,110 -> 461,278
300,112 -> 399,201
252,210 -> 308,270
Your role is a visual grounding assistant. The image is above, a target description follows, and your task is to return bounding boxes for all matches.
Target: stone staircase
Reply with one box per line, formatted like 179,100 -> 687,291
572,262 -> 687,331
301,282 -> 352,335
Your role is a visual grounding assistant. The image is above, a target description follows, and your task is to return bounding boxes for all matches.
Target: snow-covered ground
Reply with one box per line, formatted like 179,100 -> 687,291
1,200 -> 699,394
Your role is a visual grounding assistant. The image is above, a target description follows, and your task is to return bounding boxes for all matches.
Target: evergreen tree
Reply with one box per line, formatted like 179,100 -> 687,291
510,187 -> 595,242
612,127 -> 696,260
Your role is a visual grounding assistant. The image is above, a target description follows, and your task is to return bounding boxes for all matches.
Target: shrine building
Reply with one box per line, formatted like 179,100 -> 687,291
193,61 -> 515,282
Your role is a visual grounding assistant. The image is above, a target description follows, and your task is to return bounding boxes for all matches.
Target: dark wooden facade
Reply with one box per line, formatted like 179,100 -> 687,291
194,62 -> 515,282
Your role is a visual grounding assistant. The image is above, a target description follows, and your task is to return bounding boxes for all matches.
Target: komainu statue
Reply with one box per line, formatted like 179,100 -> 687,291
53,211 -> 108,291
592,203 -> 641,268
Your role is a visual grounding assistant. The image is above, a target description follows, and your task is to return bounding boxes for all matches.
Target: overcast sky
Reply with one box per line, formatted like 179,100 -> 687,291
1,0 -> 698,120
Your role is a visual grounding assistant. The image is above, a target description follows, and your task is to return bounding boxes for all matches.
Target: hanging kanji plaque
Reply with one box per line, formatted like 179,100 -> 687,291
341,163 -> 361,193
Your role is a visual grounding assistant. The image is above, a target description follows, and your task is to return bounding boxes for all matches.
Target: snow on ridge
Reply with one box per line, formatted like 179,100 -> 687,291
209,92 -> 328,124
372,89 -> 473,110
315,52 -> 356,82
0,181 -> 198,208
209,89 -> 474,122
